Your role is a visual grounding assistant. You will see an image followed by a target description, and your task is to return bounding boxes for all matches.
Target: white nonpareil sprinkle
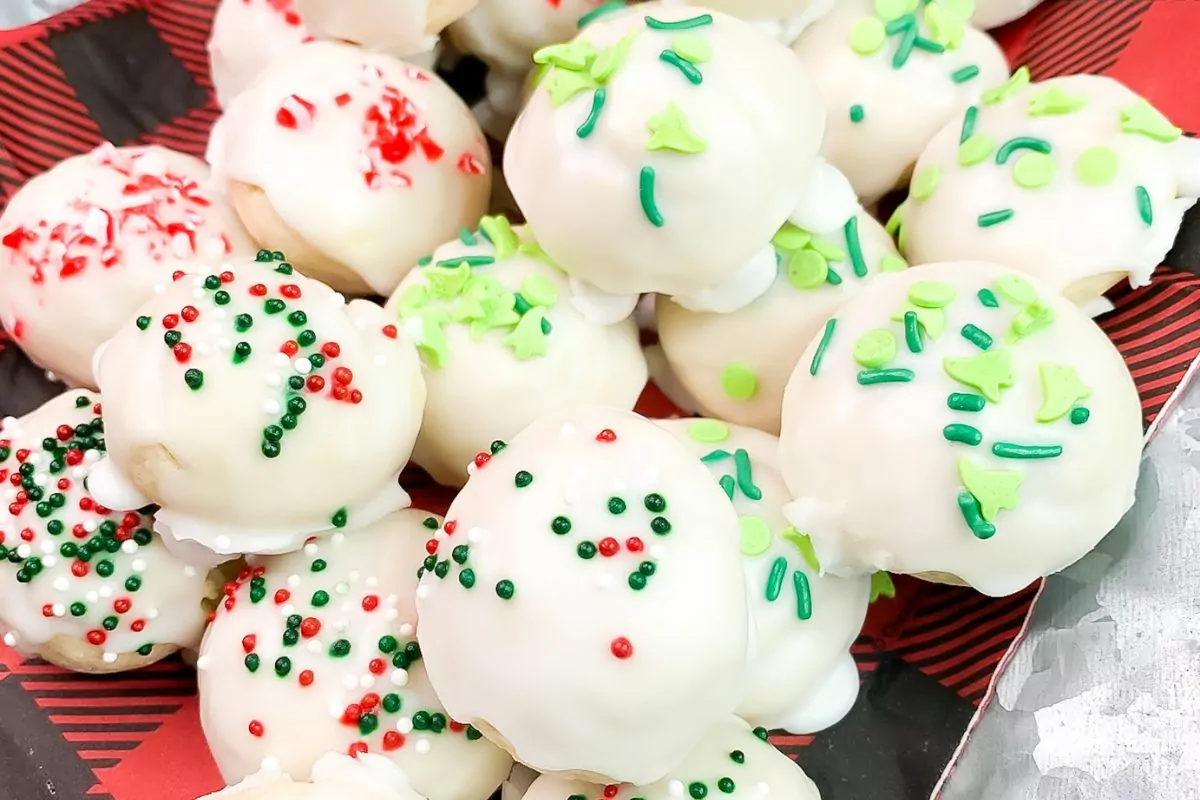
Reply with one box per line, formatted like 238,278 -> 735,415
374,354 -> 387,366
86,590 -> 99,603
668,781 -> 685,798
359,674 -> 374,689
398,623 -> 414,638
40,541 -> 54,555
98,585 -> 113,598
265,373 -> 282,388
83,520 -> 97,533
42,555 -> 57,569
121,540 -> 138,554
383,609 -> 398,622
287,574 -> 300,588
263,399 -> 281,415
53,577 -> 69,592
281,604 -> 296,617
102,652 -> 118,664
755,782 -> 771,795
348,570 -> 361,583
147,608 -> 159,620
365,576 -> 378,589
395,716 -> 413,734
331,533 -> 345,545
304,543 -> 319,556
195,655 -> 210,670
51,604 -> 64,617
15,544 -> 30,559
183,566 -> 197,578
342,674 -> 358,690
2,632 -> 16,647
307,640 -> 323,654
293,358 -> 312,375
390,669 -> 408,687
415,585 -> 430,600
415,739 -> 431,755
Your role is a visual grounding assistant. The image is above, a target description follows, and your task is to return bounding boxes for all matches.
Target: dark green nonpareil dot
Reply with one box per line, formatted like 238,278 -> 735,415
125,576 -> 142,592
48,492 -> 65,508
629,572 -> 647,590
102,615 -> 119,631
490,440 -> 507,454
274,657 -> 291,677
287,311 -> 307,327
280,414 -> 298,430
358,713 -> 379,735
136,316 -> 151,331
287,375 -> 305,390
422,555 -> 437,572
69,602 -> 86,617
329,639 -> 351,658
378,635 -> 398,654
203,275 -> 221,290
133,529 -> 153,546
607,496 -> 626,515
717,778 -> 735,794
136,644 -> 154,656
235,313 -> 254,332
458,568 -> 476,589
96,560 -> 114,578
215,291 -> 231,306
753,727 -> 769,741
412,711 -> 432,730
382,693 -> 402,713
46,520 -> 63,536
249,587 -> 266,603
331,508 -> 348,528
429,712 -> 447,733
275,262 -> 293,274
422,517 -> 439,530
496,579 -> 515,600
164,330 -> 182,347
184,369 -> 204,390
263,425 -> 283,442
310,558 -> 326,573
644,493 -> 667,513
576,541 -> 597,559
433,560 -> 450,579
262,441 -> 281,459
651,516 -> 671,535
264,299 -> 286,314
255,249 -> 273,262
233,342 -> 252,363
282,629 -> 299,646
288,397 -> 307,415
551,516 -> 572,535
244,654 -> 260,673
451,545 -> 469,564
689,783 -> 708,799
59,543 -> 77,558
514,470 -> 533,488
312,590 -> 329,607
465,725 -> 483,740
297,329 -> 316,347
308,353 -> 325,369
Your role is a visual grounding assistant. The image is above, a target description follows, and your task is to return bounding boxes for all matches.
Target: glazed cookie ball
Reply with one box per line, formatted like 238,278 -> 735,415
657,418 -> 870,733
791,0 -> 1010,205
208,0 -> 315,109
899,72 -> 1200,307
972,0 -> 1044,29
656,211 -> 903,434
209,41 -> 492,297
86,255 -> 424,563
520,717 -> 822,800
0,144 -> 252,389
199,510 -> 512,799
201,753 -> 426,800
779,262 -> 1143,597
385,217 -> 647,487
505,1 -> 858,318
0,391 -> 215,673
416,407 -> 749,784
296,0 -> 478,55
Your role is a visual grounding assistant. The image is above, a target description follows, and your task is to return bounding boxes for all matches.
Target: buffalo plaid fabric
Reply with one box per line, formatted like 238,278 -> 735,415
2,2 -> 1200,799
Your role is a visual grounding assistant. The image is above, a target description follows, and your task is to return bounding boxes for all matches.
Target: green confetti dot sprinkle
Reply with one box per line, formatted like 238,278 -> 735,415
849,104 -> 865,123
721,363 -> 758,401
853,329 -> 898,368
912,165 -> 941,201
672,33 -> 711,63
908,281 -> 956,308
786,249 -> 829,290
880,255 -> 908,272
1075,146 -> 1120,187
688,419 -> 729,443
1071,407 -> 1091,425
849,17 -> 887,55
738,516 -> 772,557
1012,152 -> 1056,190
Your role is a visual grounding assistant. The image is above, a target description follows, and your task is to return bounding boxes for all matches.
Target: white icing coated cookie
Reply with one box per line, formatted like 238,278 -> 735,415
88,255 -> 424,562
201,752 -> 427,799
209,41 -> 491,296
972,0 -> 1043,29
199,510 -> 512,800
0,144 -> 252,389
900,73 -> 1200,305
415,407 -> 749,784
779,262 -> 1143,597
520,717 -> 822,800
656,419 -> 870,733
384,217 -> 647,487
505,2 -> 841,314
656,211 -> 902,434
295,0 -> 475,55
0,391 -> 213,672
208,0 -> 315,109
686,0 -> 836,44
791,0 -> 1010,205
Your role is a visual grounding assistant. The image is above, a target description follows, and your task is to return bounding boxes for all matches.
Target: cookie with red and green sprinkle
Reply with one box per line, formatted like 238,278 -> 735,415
0,390 -> 217,673
656,418 -> 870,734
0,143 -> 253,389
415,406 -> 749,785
198,509 -> 512,800
901,73 -> 1200,310
385,217 -> 647,486
520,717 -> 820,800
790,0 -> 1010,205
778,261 -> 1142,597
87,254 -> 424,564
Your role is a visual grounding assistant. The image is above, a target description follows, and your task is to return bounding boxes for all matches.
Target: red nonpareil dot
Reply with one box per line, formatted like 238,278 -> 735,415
224,596 -> 236,611
72,524 -> 87,539
42,604 -> 54,618
604,786 -> 620,799
71,561 -> 88,577
131,620 -> 146,633
55,424 -> 73,441
207,611 -> 216,623
172,270 -> 186,282
610,637 -> 634,660
15,449 -> 29,462
335,93 -> 352,107
300,617 -> 321,638
321,342 -> 340,358
162,314 -> 179,329
7,503 -> 21,516
122,512 -> 140,528
361,693 -> 380,710
274,589 -> 290,605
180,305 -> 199,322
361,595 -> 379,611
626,537 -> 644,553
55,478 -> 70,491
66,449 -> 84,466
473,451 -> 491,469
348,742 -> 369,758
173,342 -> 192,363
425,538 -> 439,555
113,598 -> 131,614
279,284 -> 302,299
342,703 -> 363,724
242,634 -> 257,653
93,504 -> 111,515
332,385 -> 349,402
77,496 -> 94,511
381,324 -> 397,339
298,670 -> 314,687
596,429 -> 617,443
382,731 -> 405,751
444,520 -> 457,535
248,720 -> 265,738
249,283 -> 268,297
598,537 -> 620,557
457,153 -> 486,176
368,658 -> 386,675
350,390 -> 363,404
19,528 -> 33,542
306,375 -> 325,392
448,720 -> 465,733
87,630 -> 106,646
252,566 -> 265,578
332,367 -> 353,385
280,340 -> 299,357
220,271 -> 235,283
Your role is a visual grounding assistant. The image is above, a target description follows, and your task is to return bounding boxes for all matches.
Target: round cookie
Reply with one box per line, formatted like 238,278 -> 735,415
209,41 -> 492,297
201,753 -> 426,800
791,0 -> 1010,205
899,72 -> 1200,307
384,217 -> 647,487
656,211 -> 903,434
208,0 -> 315,109
296,0 -> 478,55
519,717 -> 822,800
972,0 -> 1044,29
0,144 -> 253,389
778,262 -> 1143,597
415,407 -> 749,785
0,391 -> 216,673
86,254 -> 424,563
504,1 -> 858,317
656,418 -> 870,733
198,509 -> 512,800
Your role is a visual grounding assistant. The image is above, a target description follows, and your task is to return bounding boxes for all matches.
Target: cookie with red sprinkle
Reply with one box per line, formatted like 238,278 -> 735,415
201,752 -> 427,799
0,144 -> 253,389
0,390 -> 217,673
385,216 -> 647,487
86,254 -> 425,564
415,407 -> 749,785
208,41 -> 491,296
520,717 -> 821,800
198,509 -> 512,800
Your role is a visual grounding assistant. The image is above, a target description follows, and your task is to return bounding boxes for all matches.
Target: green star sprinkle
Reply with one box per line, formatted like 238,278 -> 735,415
646,102 -> 707,154
891,303 -> 945,338
1119,98 -> 1182,142
721,363 -> 759,401
912,165 -> 941,201
786,249 -> 829,290
414,312 -> 451,369
1027,85 -> 1088,117
849,17 -> 887,55
395,283 -> 429,316
469,293 -> 522,339
944,349 -> 1014,402
479,215 -> 519,259
958,457 -> 1023,520
521,274 -> 559,307
503,308 -> 549,359
1074,146 -> 1120,187
449,292 -> 488,323
924,3 -> 966,50
957,133 -> 996,166
869,571 -> 896,603
982,66 -> 1030,105
772,222 -> 813,251
1036,363 -> 1093,423
671,33 -> 711,63
532,39 -> 597,70
853,329 -> 898,368
545,69 -> 599,107
908,280 -> 956,308
591,32 -> 640,82
423,264 -> 471,300
1012,151 -> 1056,190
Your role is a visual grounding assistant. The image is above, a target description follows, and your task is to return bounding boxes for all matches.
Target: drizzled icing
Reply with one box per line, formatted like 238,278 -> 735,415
199,510 -> 512,799
779,262 -> 1143,597
415,407 -> 749,784
0,391 -> 212,669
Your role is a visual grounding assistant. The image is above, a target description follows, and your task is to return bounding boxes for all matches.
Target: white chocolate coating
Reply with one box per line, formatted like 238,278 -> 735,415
656,418 -> 870,733
295,0 -> 473,54
0,145 -> 252,389
686,0 -> 836,44
504,2 -> 827,310
89,256 -> 424,561
520,717 -> 822,800
901,73 -> 1200,305
972,0 -> 1043,29
415,407 -> 750,785
656,211 -> 902,435
208,0 -> 315,109
209,41 -> 491,296
384,219 -> 647,487
0,391 -> 213,671
200,753 -> 427,800
778,262 -> 1143,597
791,0 -> 1010,205
199,510 -> 512,800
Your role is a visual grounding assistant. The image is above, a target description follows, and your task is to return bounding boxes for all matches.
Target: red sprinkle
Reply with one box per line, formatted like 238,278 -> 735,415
42,604 -> 54,618
19,528 -> 33,542
444,520 -> 457,536
66,450 -> 84,466
279,284 -> 302,299
473,451 -> 491,469
361,693 -> 381,710
369,658 -> 386,675
248,720 -> 264,737
604,787 -> 620,799
298,670 -> 314,687
610,637 -> 634,660
300,617 -> 321,638
122,512 -> 140,528
280,340 -> 299,357
321,342 -> 340,358
333,367 -> 353,385
172,342 -> 192,363
596,429 -> 618,443
348,742 -> 369,758
162,314 -> 179,329
220,271 -> 235,283
448,720 -> 466,732
55,424 -> 73,441
457,152 -> 486,176
381,324 -> 398,339
274,589 -> 290,605
71,561 -> 88,577
382,731 -> 405,750
306,375 -> 325,392
87,630 -> 106,646
331,385 -> 349,401
249,283 -> 267,297
350,390 -> 363,404
242,634 -> 257,654
361,595 -> 379,611
425,538 -> 439,555
598,537 -> 620,557
172,270 -> 186,282
342,703 -> 363,724
131,620 -> 146,633
626,537 -> 645,553
180,305 -> 199,322
113,598 -> 131,614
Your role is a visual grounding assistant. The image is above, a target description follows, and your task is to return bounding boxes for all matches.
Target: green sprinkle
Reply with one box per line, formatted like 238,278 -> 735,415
793,570 -> 813,620
995,274 -> 1037,305
638,166 -> 664,227
496,579 -> 515,600
1028,85 -> 1088,117
533,39 -> 596,70
908,280 -> 956,308
577,87 -> 606,138
689,783 -> 708,800
1036,363 -> 1092,422
738,516 -> 772,557
576,541 -> 597,560
514,470 -> 534,488
658,49 -> 703,84
853,329 -> 898,368
857,368 -> 915,385
730,750 -> 746,764
943,423 -> 983,446
689,419 -> 729,443
961,324 -> 993,350
766,556 -> 788,602
183,369 -> 204,390
1009,299 -> 1056,343
959,457 -> 1022,520
944,349 -> 1013,402
552,515 -> 572,535
892,18 -> 919,68
960,105 -> 978,143
880,254 -> 908,272
784,528 -> 821,572
578,1 -> 625,27
434,255 -> 496,268
992,442 -> 1063,459
982,67 -> 1030,105
244,654 -> 260,673
478,215 -> 518,259
1071,407 -> 1091,425
521,275 -> 559,307
721,363 -> 758,401
590,31 -> 639,82
459,568 -> 476,589
136,316 -> 151,331
1120,98 -> 1182,142
870,571 -> 897,602
850,104 -> 865,123
1074,146 -> 1120,187
912,165 -> 941,201
844,216 -> 868,278
957,133 -> 996,167
810,319 -> 837,376
978,209 -> 1015,227
849,17 -> 887,55
1135,186 -> 1153,226
644,13 -> 713,30
331,508 -> 348,528
952,65 -> 980,83
732,449 -> 763,501
718,778 -> 736,794
786,249 -> 829,289
904,311 -> 923,353
646,102 -> 707,154
1012,152 -> 1056,190
912,36 -> 945,53
996,136 -> 1052,165
672,33 -> 711,63
957,490 -> 996,539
